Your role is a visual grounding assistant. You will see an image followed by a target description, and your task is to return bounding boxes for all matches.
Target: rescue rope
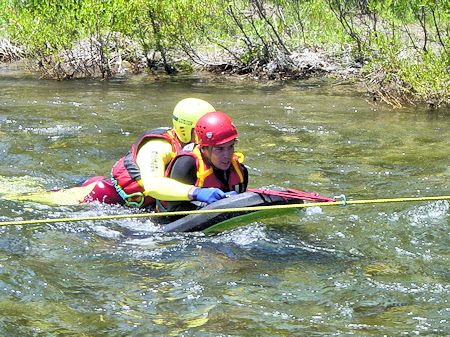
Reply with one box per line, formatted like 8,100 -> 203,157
0,195 -> 448,227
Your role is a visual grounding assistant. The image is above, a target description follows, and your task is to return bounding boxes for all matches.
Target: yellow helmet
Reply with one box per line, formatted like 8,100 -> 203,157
172,98 -> 215,143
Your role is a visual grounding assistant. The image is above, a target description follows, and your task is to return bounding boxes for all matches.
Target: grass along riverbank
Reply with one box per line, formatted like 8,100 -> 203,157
1,0 -> 448,108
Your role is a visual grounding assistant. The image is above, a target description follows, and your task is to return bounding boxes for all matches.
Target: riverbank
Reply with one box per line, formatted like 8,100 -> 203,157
0,37 -> 395,109
0,36 -> 359,78
1,42 -> 446,110
1,0 -> 448,108
3,43 -> 447,111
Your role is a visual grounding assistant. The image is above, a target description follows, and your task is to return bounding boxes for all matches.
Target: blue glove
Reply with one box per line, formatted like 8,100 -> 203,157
192,187 -> 226,204
225,191 -> 238,197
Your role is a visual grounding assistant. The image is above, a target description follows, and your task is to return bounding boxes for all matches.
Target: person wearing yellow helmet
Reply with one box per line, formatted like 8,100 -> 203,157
16,98 -> 220,208
82,97 -> 217,208
172,98 -> 212,144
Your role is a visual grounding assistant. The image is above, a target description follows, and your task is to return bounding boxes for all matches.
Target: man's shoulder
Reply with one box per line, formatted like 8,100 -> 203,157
139,137 -> 173,154
169,154 -> 197,180
174,153 -> 196,165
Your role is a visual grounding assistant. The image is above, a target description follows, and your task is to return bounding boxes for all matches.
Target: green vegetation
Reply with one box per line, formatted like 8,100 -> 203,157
1,0 -> 448,107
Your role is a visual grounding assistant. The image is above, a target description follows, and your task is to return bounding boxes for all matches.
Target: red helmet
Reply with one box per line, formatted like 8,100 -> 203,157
195,111 -> 238,147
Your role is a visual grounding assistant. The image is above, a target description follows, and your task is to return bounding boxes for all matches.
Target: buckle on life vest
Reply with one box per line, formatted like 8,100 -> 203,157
234,152 -> 245,163
111,176 -> 145,207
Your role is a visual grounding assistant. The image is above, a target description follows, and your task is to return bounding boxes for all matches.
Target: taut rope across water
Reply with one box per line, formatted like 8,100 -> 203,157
1,195 -> 448,227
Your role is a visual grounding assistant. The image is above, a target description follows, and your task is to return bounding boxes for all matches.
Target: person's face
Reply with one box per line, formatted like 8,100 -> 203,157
205,139 -> 236,170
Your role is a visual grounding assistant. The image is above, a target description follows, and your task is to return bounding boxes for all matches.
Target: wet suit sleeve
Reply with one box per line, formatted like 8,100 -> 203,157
163,155 -> 199,212
136,139 -> 193,201
169,156 -> 197,185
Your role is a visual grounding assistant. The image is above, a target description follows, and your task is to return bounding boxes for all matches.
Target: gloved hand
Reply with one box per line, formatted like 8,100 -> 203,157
192,187 -> 226,204
225,191 -> 238,197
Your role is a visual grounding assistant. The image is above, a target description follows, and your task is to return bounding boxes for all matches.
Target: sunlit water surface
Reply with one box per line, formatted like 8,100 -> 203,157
0,67 -> 449,336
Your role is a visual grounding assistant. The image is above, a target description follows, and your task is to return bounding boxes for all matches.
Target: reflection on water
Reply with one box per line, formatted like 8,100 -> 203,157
0,70 -> 449,336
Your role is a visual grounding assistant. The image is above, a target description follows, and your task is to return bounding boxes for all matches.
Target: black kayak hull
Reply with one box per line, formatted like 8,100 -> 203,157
162,190 -> 303,233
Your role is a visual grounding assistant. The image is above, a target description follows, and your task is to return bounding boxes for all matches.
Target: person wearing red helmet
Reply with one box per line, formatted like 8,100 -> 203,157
157,111 -> 248,213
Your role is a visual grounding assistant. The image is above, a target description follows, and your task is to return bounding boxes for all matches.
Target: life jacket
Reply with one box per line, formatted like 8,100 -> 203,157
187,146 -> 246,192
111,127 -> 182,208
157,146 -> 247,212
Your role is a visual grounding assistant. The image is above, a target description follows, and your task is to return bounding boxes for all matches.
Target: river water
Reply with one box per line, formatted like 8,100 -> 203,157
0,67 -> 449,336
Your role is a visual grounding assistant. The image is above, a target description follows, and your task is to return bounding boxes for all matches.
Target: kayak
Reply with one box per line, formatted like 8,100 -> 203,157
162,188 -> 335,233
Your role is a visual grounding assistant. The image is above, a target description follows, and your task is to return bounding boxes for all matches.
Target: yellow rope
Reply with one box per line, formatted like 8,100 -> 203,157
0,195 -> 449,227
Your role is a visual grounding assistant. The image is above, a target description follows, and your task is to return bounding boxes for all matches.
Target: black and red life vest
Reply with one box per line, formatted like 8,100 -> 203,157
111,127 -> 182,208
